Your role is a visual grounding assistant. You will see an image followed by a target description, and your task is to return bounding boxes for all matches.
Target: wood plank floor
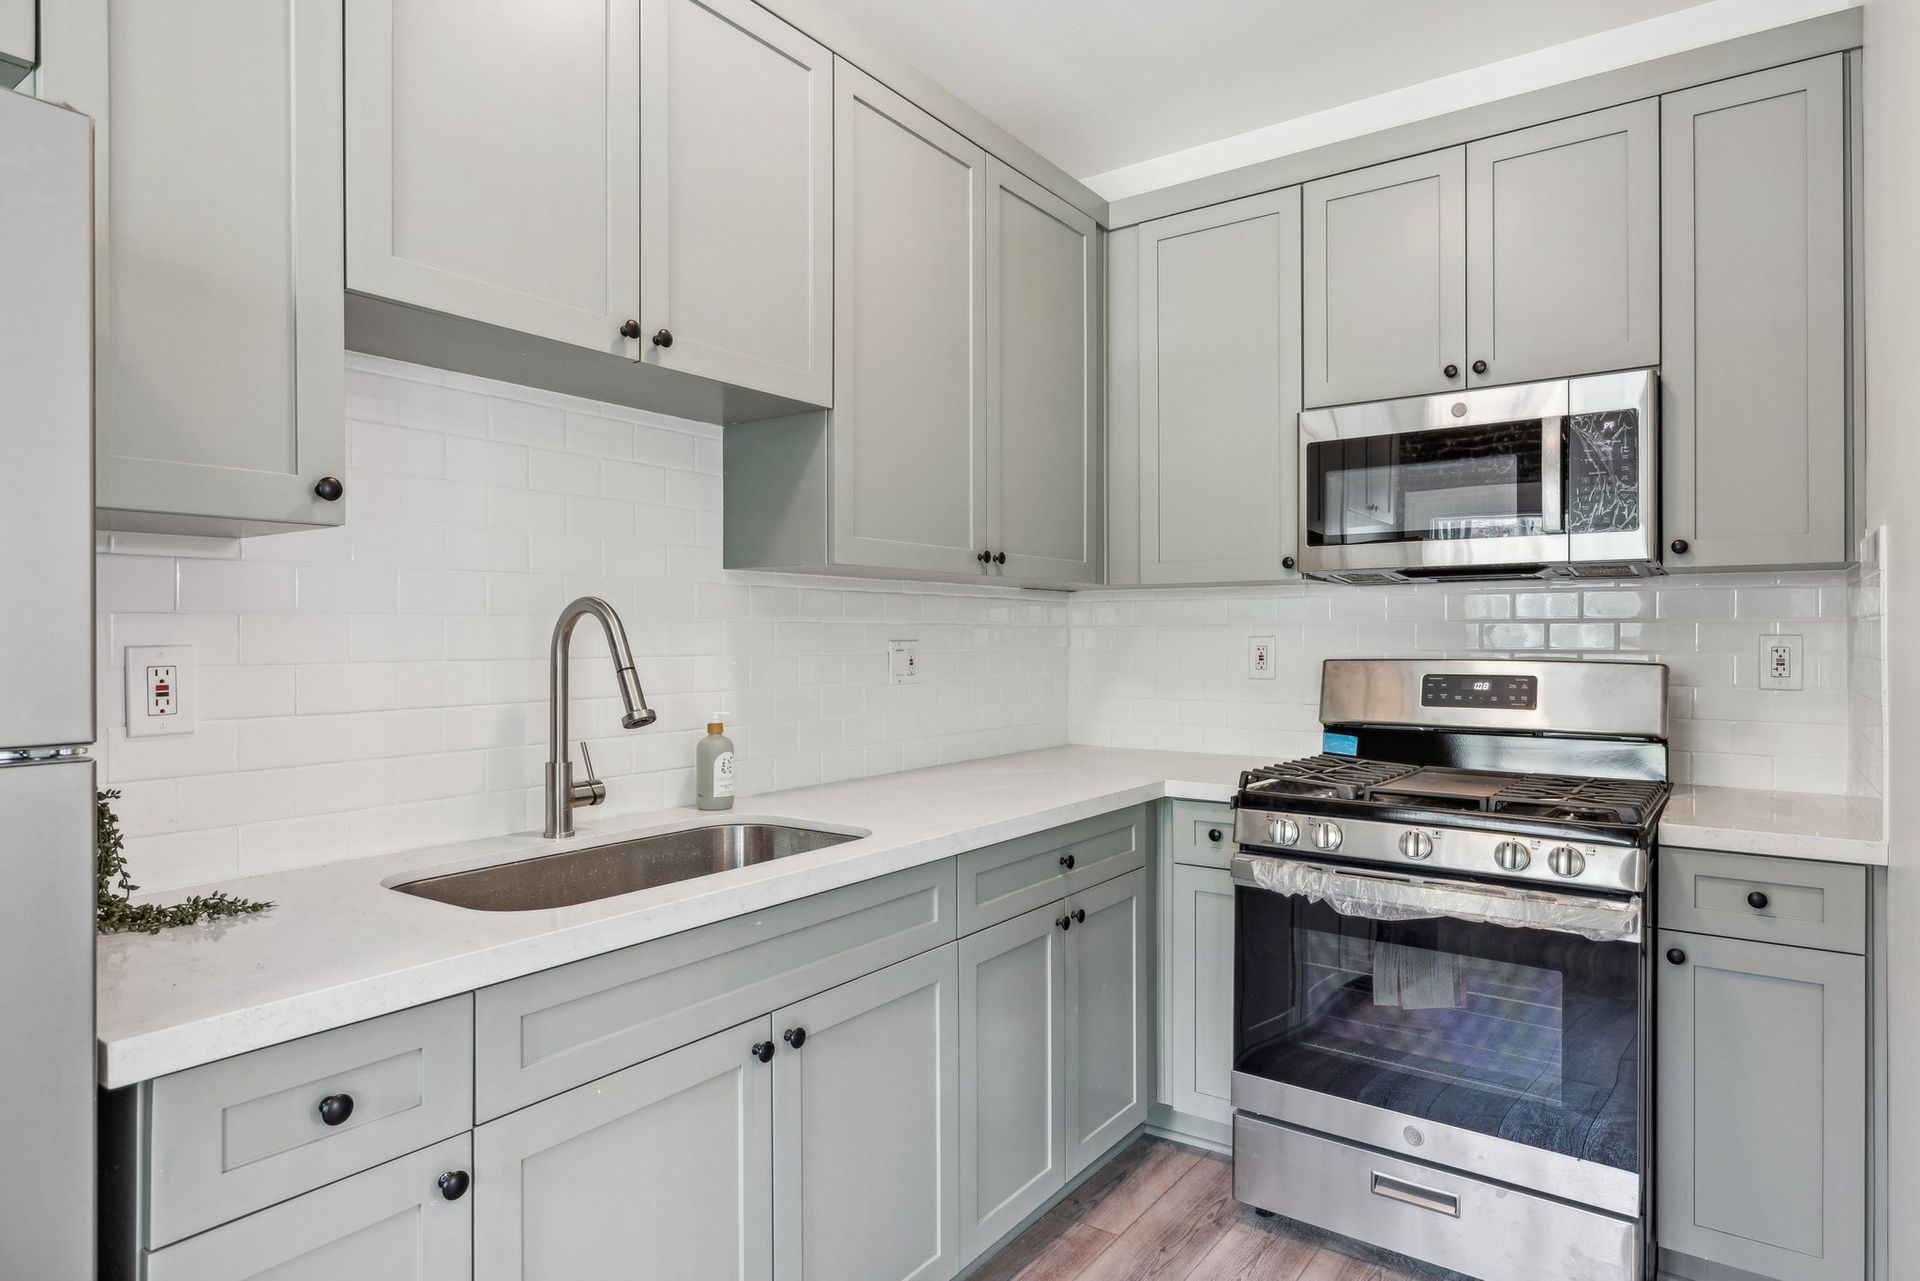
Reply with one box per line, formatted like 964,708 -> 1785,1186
969,1135 -> 1436,1281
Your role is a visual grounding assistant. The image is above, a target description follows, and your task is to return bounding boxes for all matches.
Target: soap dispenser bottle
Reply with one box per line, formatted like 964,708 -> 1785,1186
697,717 -> 735,811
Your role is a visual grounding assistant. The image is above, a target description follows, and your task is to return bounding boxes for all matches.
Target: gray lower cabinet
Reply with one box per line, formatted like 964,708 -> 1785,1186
1063,869 -> 1151,1168
45,0 -> 347,534
1660,55 -> 1850,570
1464,99 -> 1659,388
474,1017 -> 774,1281
1128,188 -> 1303,585
144,1134 -> 473,1281
1166,864 -> 1234,1127
774,943 -> 961,1281
1657,929 -> 1866,1281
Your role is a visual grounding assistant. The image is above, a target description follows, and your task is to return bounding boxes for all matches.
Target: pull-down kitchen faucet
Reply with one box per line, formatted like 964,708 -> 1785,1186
546,597 -> 656,838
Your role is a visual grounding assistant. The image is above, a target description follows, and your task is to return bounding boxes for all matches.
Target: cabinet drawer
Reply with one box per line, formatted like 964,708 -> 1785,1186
1658,847 -> 1866,953
957,806 -> 1149,934
145,1133 -> 473,1281
475,860 -> 955,1119
1168,800 -> 1235,869
148,995 -> 473,1247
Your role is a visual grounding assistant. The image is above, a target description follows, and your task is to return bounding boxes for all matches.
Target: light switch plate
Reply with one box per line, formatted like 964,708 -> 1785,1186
888,639 -> 920,685
1759,635 -> 1803,691
124,645 -> 196,737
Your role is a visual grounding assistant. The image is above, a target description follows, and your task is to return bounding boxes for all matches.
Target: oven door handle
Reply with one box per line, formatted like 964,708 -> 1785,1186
1230,853 -> 1641,942
1540,414 -> 1565,535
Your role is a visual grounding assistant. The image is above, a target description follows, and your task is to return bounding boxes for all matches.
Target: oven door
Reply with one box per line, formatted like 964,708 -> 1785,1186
1230,854 -> 1645,1218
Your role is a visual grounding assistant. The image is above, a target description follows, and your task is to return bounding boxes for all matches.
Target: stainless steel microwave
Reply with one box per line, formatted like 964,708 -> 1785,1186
1297,369 -> 1659,584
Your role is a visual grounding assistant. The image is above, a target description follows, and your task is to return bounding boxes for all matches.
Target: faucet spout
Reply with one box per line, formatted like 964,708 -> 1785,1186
546,597 -> 657,838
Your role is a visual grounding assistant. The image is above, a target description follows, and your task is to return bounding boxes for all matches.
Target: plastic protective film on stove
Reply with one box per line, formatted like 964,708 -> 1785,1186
1238,856 -> 1642,943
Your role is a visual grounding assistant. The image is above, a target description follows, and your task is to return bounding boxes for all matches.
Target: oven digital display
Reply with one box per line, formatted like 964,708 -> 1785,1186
1422,672 -> 1538,709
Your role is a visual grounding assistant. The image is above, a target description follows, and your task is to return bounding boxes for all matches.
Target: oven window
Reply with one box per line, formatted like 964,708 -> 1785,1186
1304,421 -> 1546,547
1235,887 -> 1640,1173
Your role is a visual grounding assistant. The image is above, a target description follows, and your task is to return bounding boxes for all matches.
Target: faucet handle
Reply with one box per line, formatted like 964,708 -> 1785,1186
570,742 -> 607,808
578,742 -> 597,782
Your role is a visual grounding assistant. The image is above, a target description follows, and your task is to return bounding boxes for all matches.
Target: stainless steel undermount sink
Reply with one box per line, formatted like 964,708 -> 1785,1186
391,823 -> 860,912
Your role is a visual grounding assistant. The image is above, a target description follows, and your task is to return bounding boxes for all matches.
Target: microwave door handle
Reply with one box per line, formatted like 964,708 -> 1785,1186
1540,415 -> 1565,535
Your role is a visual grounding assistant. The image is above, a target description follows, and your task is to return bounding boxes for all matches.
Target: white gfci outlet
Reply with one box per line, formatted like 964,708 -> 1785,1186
1759,635 -> 1803,691
124,645 -> 196,737
887,639 -> 920,685
1249,636 -> 1276,680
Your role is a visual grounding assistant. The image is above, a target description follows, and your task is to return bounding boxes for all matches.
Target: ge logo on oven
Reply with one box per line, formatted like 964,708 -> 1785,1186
1402,1126 -> 1425,1148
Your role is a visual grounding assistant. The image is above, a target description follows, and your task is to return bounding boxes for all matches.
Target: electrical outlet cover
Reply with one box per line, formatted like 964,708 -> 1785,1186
124,645 -> 196,737
1249,635 -> 1276,680
887,639 -> 920,685
1759,635 -> 1803,691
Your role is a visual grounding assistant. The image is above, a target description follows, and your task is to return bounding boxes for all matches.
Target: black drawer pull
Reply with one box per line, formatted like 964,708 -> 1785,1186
1059,854 -> 1075,870
437,1170 -> 470,1201
1207,828 -> 1223,842
783,1026 -> 807,1050
1747,890 -> 1770,910
317,1093 -> 354,1127
750,1040 -> 775,1063
1666,948 -> 1687,966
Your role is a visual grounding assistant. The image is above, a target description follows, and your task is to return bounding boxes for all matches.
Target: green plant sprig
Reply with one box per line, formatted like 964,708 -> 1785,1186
97,789 -> 273,935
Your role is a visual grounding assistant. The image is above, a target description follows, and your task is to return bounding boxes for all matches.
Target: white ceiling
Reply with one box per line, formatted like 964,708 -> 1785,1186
810,0 -> 1722,188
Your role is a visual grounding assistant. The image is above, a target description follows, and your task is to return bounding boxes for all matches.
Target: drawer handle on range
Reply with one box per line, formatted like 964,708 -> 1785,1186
317,1093 -> 354,1127
1370,1172 -> 1460,1218
783,1027 -> 807,1050
437,1170 -> 470,1202
1059,854 -> 1075,870
1207,828 -> 1223,843
1747,890 -> 1770,910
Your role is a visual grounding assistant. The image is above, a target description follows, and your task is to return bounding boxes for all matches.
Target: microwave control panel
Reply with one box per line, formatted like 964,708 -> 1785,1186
1421,673 -> 1538,709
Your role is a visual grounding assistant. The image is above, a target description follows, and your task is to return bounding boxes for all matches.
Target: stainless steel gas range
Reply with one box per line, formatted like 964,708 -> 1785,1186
1229,658 -> 1669,1281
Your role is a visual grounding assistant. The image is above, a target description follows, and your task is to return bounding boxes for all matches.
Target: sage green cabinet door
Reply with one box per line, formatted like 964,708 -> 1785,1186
1465,99 -> 1659,388
1136,188 -> 1302,584
51,0 -> 346,531
1167,864 -> 1234,1126
831,62 -> 988,577
144,1135 -> 472,1281
346,0 -> 641,356
1661,55 -> 1849,570
638,0 -> 832,404
986,159 -> 1101,585
474,1017 -> 774,1281
1656,931 -> 1865,1281
1303,148 -> 1466,407
1063,869 -> 1150,1170
958,903 -> 1068,1260
774,944 -> 960,1281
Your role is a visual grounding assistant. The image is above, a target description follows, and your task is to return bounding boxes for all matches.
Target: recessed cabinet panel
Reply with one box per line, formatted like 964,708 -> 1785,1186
347,0 -> 642,356
639,0 -> 832,404
1168,864 -> 1234,1124
1466,100 -> 1660,387
987,160 -> 1100,584
831,63 -> 988,576
1137,189 -> 1302,584
1064,868 -> 1150,1169
1304,149 -> 1466,407
1661,56 -> 1848,570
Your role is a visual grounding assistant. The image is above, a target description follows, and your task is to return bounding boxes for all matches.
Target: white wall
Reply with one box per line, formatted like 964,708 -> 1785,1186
1861,1 -> 1918,1273
95,355 -> 1069,892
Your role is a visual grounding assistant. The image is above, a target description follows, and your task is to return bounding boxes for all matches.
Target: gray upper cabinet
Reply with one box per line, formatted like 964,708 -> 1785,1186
638,0 -> 833,405
1303,149 -> 1465,407
49,0 -> 346,534
0,0 -> 33,87
1133,188 -> 1303,584
986,160 -> 1101,585
1661,55 -> 1849,570
1657,930 -> 1865,1281
774,943 -> 961,1281
346,0 -> 642,357
474,1017 -> 774,1281
829,62 -> 990,577
144,1135 -> 473,1281
1465,100 -> 1660,388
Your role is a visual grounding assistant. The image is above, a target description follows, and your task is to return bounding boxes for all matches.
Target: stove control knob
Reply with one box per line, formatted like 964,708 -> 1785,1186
1311,821 -> 1343,852
1267,817 -> 1300,847
1492,840 -> 1532,872
1397,830 -> 1433,860
1547,845 -> 1587,878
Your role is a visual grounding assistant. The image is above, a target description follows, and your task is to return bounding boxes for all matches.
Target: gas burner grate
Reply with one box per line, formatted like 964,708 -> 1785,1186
1243,755 -> 1422,801
1487,774 -> 1669,825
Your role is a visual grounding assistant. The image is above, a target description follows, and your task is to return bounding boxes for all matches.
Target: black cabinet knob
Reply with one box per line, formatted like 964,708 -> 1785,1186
652,328 -> 674,348
1072,908 -> 1086,924
1747,890 -> 1770,910
783,1026 -> 807,1050
978,550 -> 992,564
992,551 -> 1006,565
313,476 -> 344,502
619,319 -> 643,340
1666,948 -> 1687,966
1282,556 -> 1296,571
317,1093 -> 354,1126
1471,359 -> 1488,375
1670,539 -> 1690,555
437,1170 -> 470,1202
751,1040 -> 775,1063
1443,364 -> 1459,379
1059,854 -> 1075,870
1207,828 -> 1223,843
1057,915 -> 1072,931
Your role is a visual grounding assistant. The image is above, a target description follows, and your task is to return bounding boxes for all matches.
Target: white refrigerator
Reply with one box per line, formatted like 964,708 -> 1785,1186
0,88 -> 97,1279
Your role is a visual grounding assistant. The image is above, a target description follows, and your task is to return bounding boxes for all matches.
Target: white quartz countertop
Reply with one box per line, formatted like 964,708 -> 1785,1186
1659,784 -> 1886,865
98,747 -> 1887,1089
96,746 -> 1255,1089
